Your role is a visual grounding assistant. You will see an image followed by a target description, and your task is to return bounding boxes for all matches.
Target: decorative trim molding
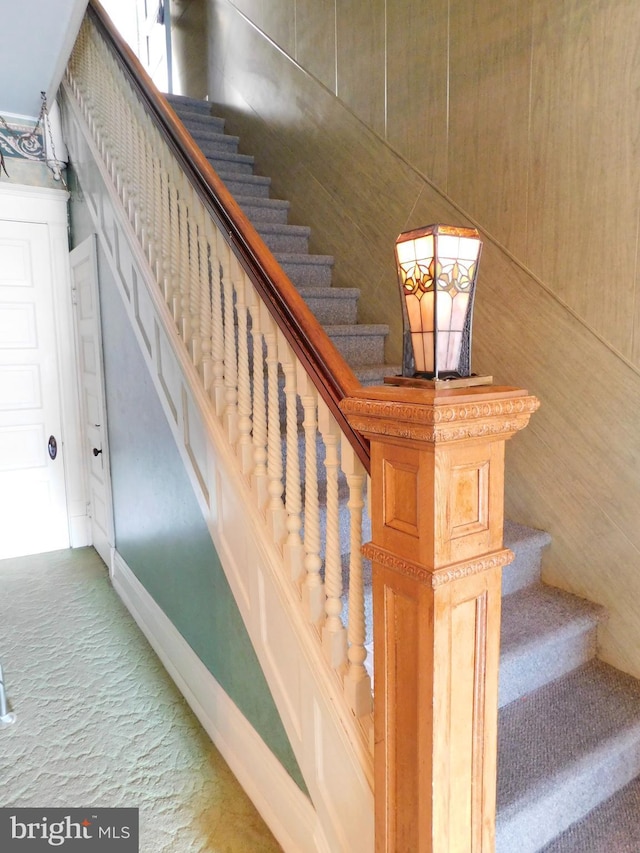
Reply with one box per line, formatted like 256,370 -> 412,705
362,543 -> 514,588
341,394 -> 540,443
111,550 -> 329,853
0,119 -> 44,161
0,182 -> 69,217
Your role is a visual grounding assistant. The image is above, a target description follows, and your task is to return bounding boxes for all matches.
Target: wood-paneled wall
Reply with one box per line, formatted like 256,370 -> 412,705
171,0 -> 640,679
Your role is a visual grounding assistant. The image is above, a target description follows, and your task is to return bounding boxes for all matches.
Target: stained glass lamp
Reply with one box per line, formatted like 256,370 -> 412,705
393,224 -> 489,387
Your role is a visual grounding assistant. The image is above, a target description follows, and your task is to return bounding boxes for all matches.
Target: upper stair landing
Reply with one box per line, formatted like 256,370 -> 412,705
165,93 -> 399,385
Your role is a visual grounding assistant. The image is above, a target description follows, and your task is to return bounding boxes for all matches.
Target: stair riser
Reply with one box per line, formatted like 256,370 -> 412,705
206,155 -> 254,175
501,521 -> 551,596
193,135 -> 240,156
239,201 -> 290,224
166,95 -> 214,115
354,366 -> 397,386
181,116 -> 226,135
327,333 -> 386,366
277,258 -> 333,289
499,627 -> 597,708
220,175 -> 271,198
259,231 -> 309,254
302,295 -> 358,325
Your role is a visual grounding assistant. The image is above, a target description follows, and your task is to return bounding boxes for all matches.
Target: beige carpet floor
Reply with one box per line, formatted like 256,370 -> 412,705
0,547 -> 282,852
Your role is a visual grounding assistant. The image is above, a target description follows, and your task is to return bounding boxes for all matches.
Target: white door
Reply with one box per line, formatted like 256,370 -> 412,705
70,236 -> 114,567
0,220 -> 69,558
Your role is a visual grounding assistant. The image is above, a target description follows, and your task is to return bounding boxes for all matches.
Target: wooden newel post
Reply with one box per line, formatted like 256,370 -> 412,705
340,384 -> 539,853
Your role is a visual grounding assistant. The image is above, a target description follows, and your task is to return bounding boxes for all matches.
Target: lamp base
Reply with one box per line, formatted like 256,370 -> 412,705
384,374 -> 494,390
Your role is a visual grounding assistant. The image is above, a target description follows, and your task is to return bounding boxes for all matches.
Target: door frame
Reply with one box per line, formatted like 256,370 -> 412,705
0,182 -> 89,550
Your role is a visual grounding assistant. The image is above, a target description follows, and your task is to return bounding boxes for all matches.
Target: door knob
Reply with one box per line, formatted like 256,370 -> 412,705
92,447 -> 102,457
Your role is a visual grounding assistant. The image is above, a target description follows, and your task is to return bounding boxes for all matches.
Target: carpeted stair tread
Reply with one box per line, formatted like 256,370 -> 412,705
499,584 -> 605,707
540,774 -> 640,852
497,659 -> 640,853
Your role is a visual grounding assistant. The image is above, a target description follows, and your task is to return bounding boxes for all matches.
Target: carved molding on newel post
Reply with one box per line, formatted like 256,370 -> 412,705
340,383 -> 539,853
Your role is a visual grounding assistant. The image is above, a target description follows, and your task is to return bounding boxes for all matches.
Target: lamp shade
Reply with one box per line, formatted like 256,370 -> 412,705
395,224 -> 482,380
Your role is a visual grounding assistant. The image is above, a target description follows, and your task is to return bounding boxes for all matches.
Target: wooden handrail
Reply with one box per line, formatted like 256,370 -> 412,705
88,0 -> 370,472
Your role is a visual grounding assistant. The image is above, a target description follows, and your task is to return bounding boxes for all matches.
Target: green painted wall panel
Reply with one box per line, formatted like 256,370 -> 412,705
69,175 -> 306,793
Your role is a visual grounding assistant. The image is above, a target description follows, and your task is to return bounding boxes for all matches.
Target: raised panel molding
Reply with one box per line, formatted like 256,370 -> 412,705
382,456 -> 419,537
0,240 -> 31,283
449,460 -> 489,539
0,365 -> 41,409
0,304 -> 37,347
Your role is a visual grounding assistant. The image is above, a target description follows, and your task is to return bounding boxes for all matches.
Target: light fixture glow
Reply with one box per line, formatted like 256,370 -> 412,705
395,224 -> 483,380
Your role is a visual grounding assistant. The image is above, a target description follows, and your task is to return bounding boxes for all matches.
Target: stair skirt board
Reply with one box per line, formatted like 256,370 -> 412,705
62,85 -> 374,853
111,550 -> 327,853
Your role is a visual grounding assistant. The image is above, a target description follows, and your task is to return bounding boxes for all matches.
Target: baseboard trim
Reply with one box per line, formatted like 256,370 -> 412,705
111,550 -> 328,853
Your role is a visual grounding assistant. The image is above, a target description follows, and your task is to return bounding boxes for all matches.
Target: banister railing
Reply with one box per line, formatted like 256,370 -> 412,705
64,0 -> 374,737
85,0 -> 370,472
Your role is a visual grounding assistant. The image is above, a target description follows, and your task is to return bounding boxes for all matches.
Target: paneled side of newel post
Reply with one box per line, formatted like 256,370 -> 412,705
340,384 -> 539,853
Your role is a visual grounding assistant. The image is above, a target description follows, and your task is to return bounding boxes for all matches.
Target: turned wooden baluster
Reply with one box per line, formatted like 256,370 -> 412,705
246,283 -> 269,511
279,331 -> 305,584
158,167 -> 173,309
167,179 -> 182,326
341,384 -> 539,853
209,227 -> 226,417
234,258 -> 254,474
297,368 -> 324,626
341,440 -> 372,718
219,237 -> 238,446
263,306 -> 287,546
185,186 -> 201,368
318,399 -> 348,670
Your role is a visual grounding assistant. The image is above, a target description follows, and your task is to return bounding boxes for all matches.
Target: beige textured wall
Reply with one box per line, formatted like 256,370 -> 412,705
170,0 -> 209,98
198,0 -> 640,368
172,0 -> 640,679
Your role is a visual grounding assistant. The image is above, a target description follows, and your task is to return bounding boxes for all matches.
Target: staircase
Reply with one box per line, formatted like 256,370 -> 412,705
165,93 -> 397,385
165,94 -> 640,852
